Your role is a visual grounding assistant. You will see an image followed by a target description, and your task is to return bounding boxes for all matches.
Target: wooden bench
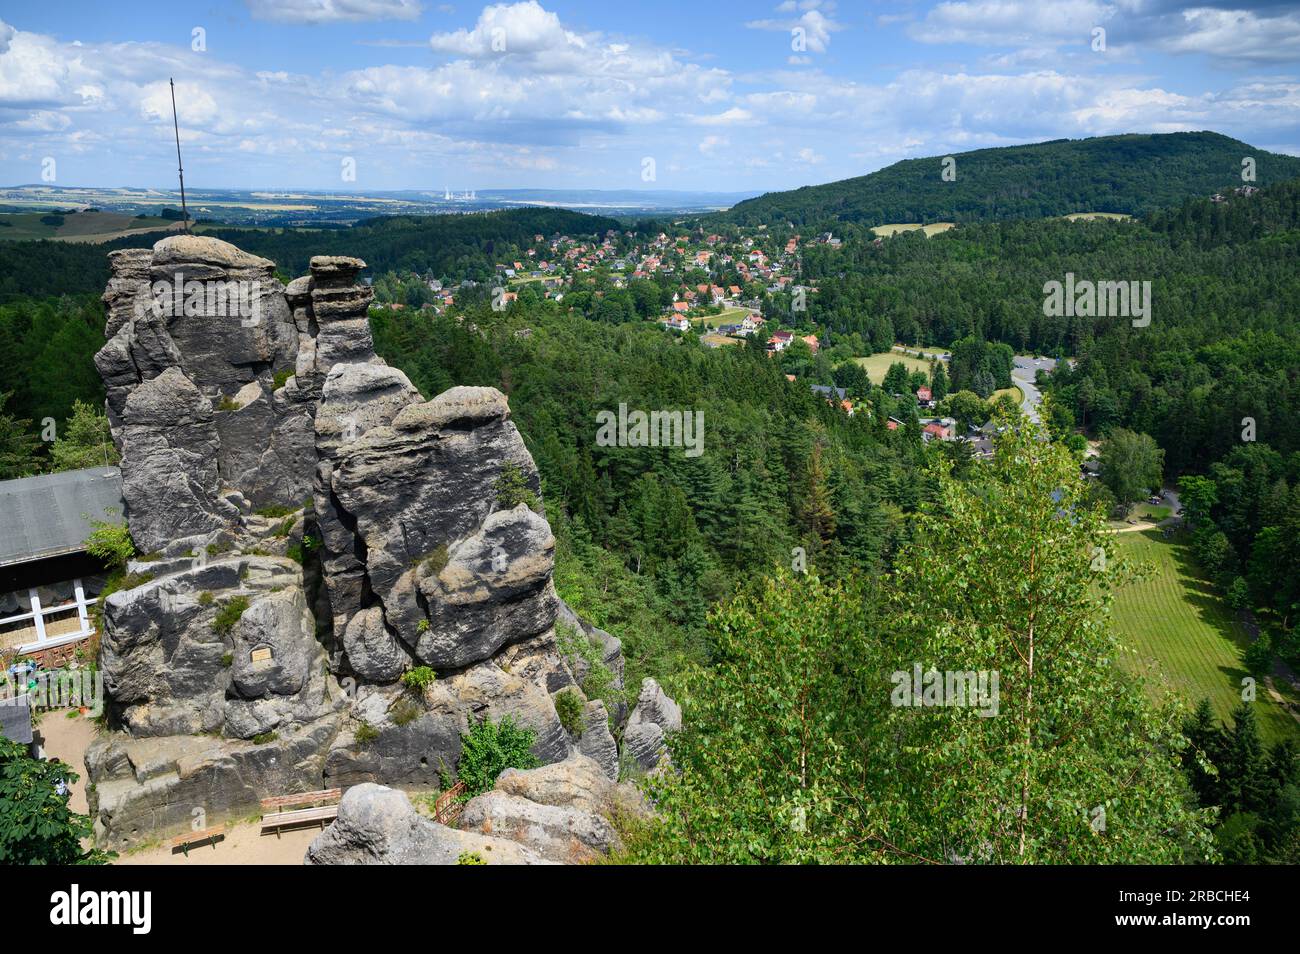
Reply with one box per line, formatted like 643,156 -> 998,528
169,824 -> 226,856
260,803 -> 339,837
260,788 -> 341,812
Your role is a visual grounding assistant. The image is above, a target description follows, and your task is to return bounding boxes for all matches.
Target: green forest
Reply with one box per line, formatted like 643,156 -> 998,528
720,131 -> 1300,226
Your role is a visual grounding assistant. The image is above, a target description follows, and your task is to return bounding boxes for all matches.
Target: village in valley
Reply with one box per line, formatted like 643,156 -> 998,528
371,222 -> 1028,461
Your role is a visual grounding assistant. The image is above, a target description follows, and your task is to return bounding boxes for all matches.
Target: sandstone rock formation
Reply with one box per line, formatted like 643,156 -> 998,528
307,755 -> 645,865
304,783 -> 551,865
622,678 -> 683,770
86,235 -> 678,852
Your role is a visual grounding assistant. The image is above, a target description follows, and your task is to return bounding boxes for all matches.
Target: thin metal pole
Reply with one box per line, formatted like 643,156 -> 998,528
170,78 -> 190,233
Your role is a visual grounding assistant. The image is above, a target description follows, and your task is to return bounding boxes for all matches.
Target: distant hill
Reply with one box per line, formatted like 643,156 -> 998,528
720,132 -> 1300,227
0,206 -> 619,300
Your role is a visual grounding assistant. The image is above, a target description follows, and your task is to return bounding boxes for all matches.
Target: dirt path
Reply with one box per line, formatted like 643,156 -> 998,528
38,710 -> 98,816
116,819 -> 321,865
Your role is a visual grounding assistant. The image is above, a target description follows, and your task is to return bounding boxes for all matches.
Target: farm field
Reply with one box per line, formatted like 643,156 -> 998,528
1109,530 -> 1299,743
856,350 -> 934,384
0,209 -> 183,242
871,222 -> 956,237
1064,212 -> 1133,221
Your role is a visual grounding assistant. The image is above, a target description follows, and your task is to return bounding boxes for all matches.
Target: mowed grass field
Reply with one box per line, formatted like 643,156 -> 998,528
693,306 -> 752,329
871,222 -> 956,237
1109,530 -> 1299,743
856,350 -> 934,384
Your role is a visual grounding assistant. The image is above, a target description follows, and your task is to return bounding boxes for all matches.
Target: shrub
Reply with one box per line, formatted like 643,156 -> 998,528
254,504 -> 295,518
556,621 -> 621,709
272,515 -> 297,538
355,721 -> 380,746
221,652 -> 233,668
197,591 -> 215,607
251,731 -> 278,745
1244,634 -> 1274,676
272,368 -> 294,390
422,544 -> 449,577
457,851 -> 486,865
212,596 -> 250,637
216,396 -> 241,412
494,462 -> 540,512
0,738 -> 113,864
455,716 -> 538,796
84,517 -> 135,570
554,687 -> 585,738
390,700 -> 421,727
401,666 -> 437,693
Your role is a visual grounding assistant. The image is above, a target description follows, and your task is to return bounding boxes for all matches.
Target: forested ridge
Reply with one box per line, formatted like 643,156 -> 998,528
0,206 -> 618,300
720,131 -> 1300,227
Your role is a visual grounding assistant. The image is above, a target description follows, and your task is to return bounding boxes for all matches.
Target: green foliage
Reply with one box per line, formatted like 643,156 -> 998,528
83,513 -> 135,570
457,850 -> 487,865
455,716 -> 539,797
221,652 -> 233,668
1181,702 -> 1300,863
1244,634 -> 1274,676
0,391 -> 41,479
401,666 -> 437,692
212,596 -> 250,637
251,731 -> 278,745
555,619 -> 619,708
621,418 -> 1215,864
494,462 -> 540,512
271,368 -> 293,390
390,700 -> 421,727
50,399 -> 118,471
255,504 -> 296,518
272,515 -> 297,538
355,721 -> 380,747
216,395 -> 240,412
553,687 -> 585,738
422,544 -> 449,577
1100,428 -> 1165,510
720,132 -> 1300,227
0,738 -> 113,864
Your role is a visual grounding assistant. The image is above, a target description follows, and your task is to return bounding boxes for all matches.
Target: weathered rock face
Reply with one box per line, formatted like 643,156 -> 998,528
305,784 -> 551,865
457,756 -> 646,863
623,678 -> 683,771
307,756 -> 645,866
96,235 -> 310,513
87,235 -> 677,854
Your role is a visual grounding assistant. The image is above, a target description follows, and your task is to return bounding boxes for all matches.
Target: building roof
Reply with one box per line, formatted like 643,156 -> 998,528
0,467 -> 124,569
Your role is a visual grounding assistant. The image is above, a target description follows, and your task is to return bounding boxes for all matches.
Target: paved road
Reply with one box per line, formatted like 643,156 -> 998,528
1011,355 -> 1056,425
891,347 -> 1058,425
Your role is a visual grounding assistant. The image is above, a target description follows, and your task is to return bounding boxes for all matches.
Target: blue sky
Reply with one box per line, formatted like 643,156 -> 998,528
1,0 -> 1298,191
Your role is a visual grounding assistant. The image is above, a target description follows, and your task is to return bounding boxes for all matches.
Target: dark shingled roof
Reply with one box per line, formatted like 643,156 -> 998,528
0,467 -> 124,569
